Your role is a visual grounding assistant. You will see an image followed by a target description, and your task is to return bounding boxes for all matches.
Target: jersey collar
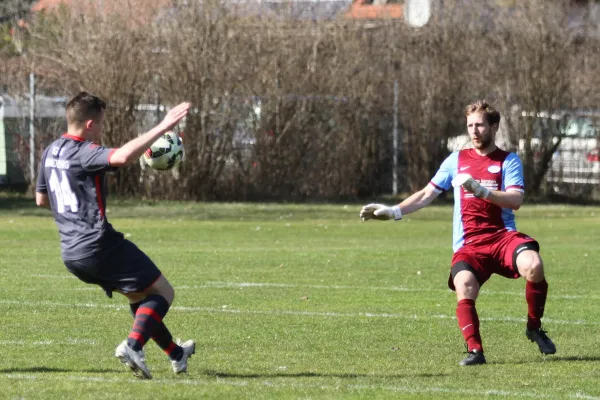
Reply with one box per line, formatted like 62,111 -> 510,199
62,133 -> 86,142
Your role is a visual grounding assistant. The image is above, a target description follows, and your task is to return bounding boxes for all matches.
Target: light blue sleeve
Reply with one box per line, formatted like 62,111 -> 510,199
429,152 -> 458,192
502,152 -> 525,192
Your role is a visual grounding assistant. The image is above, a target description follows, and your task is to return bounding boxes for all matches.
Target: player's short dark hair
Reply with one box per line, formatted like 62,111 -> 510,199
66,92 -> 106,126
465,100 -> 501,126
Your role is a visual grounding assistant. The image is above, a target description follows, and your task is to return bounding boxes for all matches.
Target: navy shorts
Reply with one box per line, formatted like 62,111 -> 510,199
63,240 -> 162,298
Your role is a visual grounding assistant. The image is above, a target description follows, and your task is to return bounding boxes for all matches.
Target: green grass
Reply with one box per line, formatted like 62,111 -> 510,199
1,200 -> 600,399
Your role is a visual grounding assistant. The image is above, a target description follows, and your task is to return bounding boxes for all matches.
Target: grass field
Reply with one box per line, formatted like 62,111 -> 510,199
1,199 -> 600,399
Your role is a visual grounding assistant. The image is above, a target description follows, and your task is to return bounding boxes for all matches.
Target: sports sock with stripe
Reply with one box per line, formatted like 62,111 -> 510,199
456,298 -> 483,352
526,279 -> 548,331
129,300 -> 184,360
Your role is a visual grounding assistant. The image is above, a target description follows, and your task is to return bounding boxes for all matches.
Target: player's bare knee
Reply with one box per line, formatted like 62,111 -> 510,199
167,285 -> 175,305
454,281 -> 478,299
453,272 -> 479,299
526,259 -> 544,282
517,251 -> 544,282
145,275 -> 175,305
157,281 -> 175,305
122,291 -> 145,304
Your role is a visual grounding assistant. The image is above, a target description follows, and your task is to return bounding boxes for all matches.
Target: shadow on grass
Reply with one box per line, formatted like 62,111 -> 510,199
0,366 -> 121,374
0,196 -> 51,218
492,355 -> 600,365
550,356 -> 600,362
0,196 -> 36,210
202,369 -> 447,379
0,195 -> 361,220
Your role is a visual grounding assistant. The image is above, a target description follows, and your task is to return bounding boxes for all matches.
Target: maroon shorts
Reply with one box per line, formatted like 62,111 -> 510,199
448,230 -> 539,291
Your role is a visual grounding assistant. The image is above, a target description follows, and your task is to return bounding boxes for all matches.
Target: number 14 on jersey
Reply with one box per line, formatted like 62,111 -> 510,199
49,169 -> 79,213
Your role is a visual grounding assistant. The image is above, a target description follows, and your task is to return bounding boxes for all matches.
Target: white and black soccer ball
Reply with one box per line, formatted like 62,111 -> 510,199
142,131 -> 184,170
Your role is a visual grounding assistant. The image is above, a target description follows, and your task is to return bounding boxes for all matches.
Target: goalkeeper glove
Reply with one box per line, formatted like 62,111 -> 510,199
451,173 -> 490,199
360,203 -> 403,221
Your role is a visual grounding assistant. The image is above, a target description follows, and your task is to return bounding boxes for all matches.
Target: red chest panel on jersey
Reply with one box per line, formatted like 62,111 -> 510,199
458,148 -> 510,237
458,149 -> 508,198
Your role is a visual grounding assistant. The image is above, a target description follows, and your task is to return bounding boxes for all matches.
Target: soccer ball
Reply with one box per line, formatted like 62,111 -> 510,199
142,131 -> 184,170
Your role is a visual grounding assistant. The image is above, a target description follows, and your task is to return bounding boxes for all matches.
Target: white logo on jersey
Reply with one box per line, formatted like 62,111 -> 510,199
45,158 -> 70,170
488,165 -> 501,173
459,166 -> 470,171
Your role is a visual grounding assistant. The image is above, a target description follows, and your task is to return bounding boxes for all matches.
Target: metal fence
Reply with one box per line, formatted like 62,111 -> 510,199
0,73 -> 165,188
2,78 -> 598,199
0,76 -> 409,197
0,86 -> 67,187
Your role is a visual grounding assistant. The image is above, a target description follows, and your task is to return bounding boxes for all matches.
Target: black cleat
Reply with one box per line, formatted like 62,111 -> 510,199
526,328 -> 556,355
459,350 -> 486,366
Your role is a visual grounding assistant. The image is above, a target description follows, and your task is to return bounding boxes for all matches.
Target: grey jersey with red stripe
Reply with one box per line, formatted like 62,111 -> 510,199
36,134 -> 125,261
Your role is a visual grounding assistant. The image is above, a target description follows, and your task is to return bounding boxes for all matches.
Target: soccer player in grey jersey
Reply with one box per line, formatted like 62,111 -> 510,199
35,92 -> 192,379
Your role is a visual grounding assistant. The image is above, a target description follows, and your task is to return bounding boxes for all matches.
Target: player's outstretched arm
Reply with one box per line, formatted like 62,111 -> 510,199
360,185 -> 440,221
110,102 -> 190,167
398,185 -> 440,214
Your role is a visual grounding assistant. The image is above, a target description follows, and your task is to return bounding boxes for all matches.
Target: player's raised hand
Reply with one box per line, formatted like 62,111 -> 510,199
360,203 -> 403,221
451,173 -> 490,198
159,102 -> 190,132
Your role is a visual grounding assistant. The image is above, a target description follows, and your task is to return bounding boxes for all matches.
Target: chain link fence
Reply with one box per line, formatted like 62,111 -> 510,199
0,91 -> 66,187
2,85 -> 598,199
1,83 -> 408,198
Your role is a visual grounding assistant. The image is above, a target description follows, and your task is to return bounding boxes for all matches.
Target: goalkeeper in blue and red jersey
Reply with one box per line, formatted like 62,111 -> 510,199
361,100 -> 556,366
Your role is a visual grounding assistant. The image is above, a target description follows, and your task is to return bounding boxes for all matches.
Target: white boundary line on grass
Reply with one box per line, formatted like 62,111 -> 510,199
0,339 -> 96,346
181,281 -> 600,301
4,373 -> 600,400
0,299 -> 596,326
26,276 -> 600,300
30,274 -> 77,279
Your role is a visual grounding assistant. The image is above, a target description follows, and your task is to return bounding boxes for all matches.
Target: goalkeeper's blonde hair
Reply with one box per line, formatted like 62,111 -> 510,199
465,100 -> 501,126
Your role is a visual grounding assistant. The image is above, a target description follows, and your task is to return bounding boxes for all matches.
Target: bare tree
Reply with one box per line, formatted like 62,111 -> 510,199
8,0 -> 599,200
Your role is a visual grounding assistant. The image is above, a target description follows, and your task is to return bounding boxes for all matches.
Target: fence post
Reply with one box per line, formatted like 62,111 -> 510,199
392,79 -> 399,195
29,72 -> 35,183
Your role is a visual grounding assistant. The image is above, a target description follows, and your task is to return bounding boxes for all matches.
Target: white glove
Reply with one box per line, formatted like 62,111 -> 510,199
451,173 -> 490,199
360,203 -> 403,221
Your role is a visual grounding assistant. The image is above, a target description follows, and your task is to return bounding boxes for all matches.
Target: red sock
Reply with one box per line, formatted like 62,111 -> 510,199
526,279 -> 548,331
456,299 -> 483,352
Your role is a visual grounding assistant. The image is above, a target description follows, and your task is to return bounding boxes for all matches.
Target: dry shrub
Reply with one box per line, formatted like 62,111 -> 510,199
6,0 -> 598,199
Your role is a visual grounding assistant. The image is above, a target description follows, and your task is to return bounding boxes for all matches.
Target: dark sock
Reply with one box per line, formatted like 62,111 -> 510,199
129,299 -> 183,360
456,299 -> 483,352
127,294 -> 170,351
129,301 -> 142,317
526,279 -> 548,331
152,324 -> 184,361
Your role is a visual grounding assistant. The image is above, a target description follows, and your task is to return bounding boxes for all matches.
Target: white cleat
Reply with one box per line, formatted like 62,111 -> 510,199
171,339 -> 196,374
115,340 -> 152,379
